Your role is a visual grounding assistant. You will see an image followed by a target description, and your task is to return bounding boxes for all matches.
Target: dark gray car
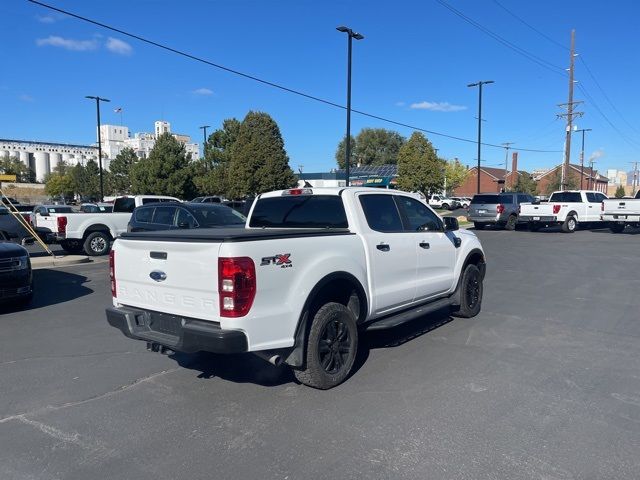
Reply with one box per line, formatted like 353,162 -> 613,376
467,192 -> 535,230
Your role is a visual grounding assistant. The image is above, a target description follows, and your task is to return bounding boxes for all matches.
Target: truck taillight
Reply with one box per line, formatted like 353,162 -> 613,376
218,257 -> 256,317
553,204 -> 561,214
601,201 -> 604,212
109,250 -> 116,297
497,204 -> 505,214
57,216 -> 67,234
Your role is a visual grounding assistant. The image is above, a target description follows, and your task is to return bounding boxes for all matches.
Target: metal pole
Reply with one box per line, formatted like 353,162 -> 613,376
477,83 -> 482,194
200,125 -> 210,158
345,34 -> 353,187
96,98 -> 104,203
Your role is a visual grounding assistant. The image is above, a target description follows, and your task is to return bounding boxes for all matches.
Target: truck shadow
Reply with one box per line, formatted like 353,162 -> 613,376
173,307 -> 453,388
1,269 -> 93,314
351,307 -> 453,378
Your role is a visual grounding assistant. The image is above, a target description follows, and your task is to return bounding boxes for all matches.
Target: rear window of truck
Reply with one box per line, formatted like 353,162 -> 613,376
249,195 -> 348,228
549,192 -> 582,202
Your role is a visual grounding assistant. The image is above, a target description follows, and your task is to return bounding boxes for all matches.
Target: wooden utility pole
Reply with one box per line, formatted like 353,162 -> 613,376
502,142 -> 514,184
631,161 -> 639,196
557,30 -> 583,190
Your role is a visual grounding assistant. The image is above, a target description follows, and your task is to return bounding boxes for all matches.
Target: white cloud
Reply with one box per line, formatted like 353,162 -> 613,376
36,15 -> 57,24
36,35 -> 98,51
395,101 -> 406,107
192,88 -> 214,96
409,101 -> 467,112
106,37 -> 133,55
19,94 -> 35,102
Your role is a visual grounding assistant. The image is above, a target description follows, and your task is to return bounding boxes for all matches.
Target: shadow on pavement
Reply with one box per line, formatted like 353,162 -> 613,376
173,307 -> 454,388
1,269 -> 93,314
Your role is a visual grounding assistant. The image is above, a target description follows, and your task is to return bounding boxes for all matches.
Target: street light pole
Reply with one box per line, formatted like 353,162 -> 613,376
337,25 -> 364,187
199,125 -> 211,158
468,80 -> 494,194
85,95 -> 110,202
575,128 -> 592,189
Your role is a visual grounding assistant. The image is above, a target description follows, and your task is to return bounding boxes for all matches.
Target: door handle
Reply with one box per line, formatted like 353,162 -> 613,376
376,243 -> 390,252
419,242 -> 430,249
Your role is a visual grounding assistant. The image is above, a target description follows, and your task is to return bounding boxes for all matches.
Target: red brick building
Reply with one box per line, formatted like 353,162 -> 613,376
534,164 -> 608,194
453,166 -> 508,196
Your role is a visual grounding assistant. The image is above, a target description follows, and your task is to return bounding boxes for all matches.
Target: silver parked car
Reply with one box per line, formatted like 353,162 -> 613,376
467,192 -> 535,230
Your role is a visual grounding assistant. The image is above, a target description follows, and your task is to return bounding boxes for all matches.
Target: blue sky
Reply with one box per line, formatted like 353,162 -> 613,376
1,0 -> 639,175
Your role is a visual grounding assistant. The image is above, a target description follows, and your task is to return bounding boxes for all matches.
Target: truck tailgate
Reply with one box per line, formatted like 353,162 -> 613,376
603,199 -> 640,215
113,238 -> 222,320
520,203 -> 554,216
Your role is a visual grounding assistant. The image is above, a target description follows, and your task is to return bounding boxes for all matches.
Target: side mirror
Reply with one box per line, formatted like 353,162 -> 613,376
443,216 -> 459,231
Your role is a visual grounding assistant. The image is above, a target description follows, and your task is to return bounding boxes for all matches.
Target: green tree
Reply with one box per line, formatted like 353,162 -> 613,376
335,129 -> 405,169
396,132 -> 444,195
545,169 -> 578,194
130,132 -> 195,198
510,172 -> 538,195
335,135 -> 357,169
108,147 -> 137,194
614,185 -> 626,198
45,173 -> 74,198
444,159 -> 469,194
226,111 -> 296,198
0,156 -> 33,182
193,118 -> 241,196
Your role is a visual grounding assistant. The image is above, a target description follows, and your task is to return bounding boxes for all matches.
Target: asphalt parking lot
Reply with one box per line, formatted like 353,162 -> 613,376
1,228 -> 639,479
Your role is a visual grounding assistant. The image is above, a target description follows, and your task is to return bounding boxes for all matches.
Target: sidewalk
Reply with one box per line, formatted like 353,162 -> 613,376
30,254 -> 91,269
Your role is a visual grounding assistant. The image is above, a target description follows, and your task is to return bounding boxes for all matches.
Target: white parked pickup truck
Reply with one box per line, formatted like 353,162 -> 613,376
601,190 -> 640,233
106,187 -> 486,389
34,195 -> 179,255
519,190 -> 608,233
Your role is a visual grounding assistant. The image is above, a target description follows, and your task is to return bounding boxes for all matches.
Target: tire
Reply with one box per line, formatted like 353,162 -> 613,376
473,222 -> 485,230
561,215 -> 577,233
60,240 -> 83,254
528,222 -> 541,232
453,264 -> 483,318
441,203 -> 449,210
83,231 -> 111,256
610,223 -> 625,233
504,214 -> 517,231
293,302 -> 358,390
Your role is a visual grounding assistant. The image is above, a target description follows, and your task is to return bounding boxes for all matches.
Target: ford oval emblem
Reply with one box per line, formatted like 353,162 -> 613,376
149,270 -> 167,282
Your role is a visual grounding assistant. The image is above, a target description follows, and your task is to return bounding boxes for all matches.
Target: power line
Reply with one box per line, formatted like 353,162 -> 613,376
491,0 -> 568,51
434,0 -> 566,75
27,0 -> 562,154
577,83 -> 640,150
579,56 -> 640,137
486,2 -> 639,149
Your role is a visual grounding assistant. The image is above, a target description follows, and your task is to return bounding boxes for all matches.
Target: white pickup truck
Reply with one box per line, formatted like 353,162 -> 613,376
519,190 -> 608,232
34,195 -> 179,255
106,187 -> 486,389
601,190 -> 640,233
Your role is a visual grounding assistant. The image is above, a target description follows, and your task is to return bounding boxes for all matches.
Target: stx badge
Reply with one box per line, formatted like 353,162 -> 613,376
261,254 -> 292,268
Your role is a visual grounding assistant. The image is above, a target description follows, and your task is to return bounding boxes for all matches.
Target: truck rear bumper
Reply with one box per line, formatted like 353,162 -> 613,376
519,215 -> 557,223
106,306 -> 248,354
602,213 -> 640,222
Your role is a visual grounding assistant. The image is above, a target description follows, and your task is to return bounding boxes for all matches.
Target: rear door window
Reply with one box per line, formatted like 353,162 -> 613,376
134,207 -> 153,223
499,195 -> 514,204
175,208 -> 198,228
152,206 -> 177,226
359,194 -> 403,232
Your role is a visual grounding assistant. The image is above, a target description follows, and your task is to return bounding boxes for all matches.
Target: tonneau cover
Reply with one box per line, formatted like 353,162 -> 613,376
119,228 -> 352,243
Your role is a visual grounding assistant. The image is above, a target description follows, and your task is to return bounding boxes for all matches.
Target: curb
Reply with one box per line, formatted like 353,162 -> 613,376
30,255 -> 91,269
